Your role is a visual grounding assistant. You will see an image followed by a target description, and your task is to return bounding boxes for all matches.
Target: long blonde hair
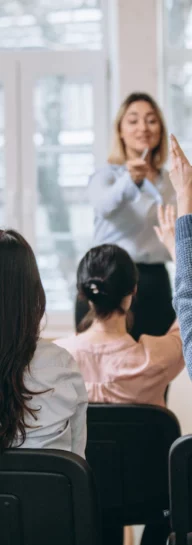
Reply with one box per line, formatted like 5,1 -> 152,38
108,92 -> 168,169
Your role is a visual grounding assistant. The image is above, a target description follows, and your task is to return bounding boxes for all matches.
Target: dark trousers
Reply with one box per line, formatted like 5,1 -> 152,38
102,522 -> 123,545
75,263 -> 175,339
140,519 -> 170,545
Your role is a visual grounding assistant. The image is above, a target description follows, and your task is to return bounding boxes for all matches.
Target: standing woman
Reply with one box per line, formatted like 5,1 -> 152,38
75,92 -> 175,339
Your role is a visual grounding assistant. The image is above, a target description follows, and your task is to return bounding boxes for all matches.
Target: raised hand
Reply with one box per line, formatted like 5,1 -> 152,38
169,134 -> 192,217
126,158 -> 148,184
169,134 -> 192,196
154,204 -> 176,261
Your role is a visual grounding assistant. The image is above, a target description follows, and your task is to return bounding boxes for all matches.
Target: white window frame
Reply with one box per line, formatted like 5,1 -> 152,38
20,50 -> 108,336
19,51 -> 108,243
0,49 -> 108,337
159,0 -> 192,157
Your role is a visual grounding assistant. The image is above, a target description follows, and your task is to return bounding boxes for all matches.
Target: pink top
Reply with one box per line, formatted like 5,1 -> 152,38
55,321 -> 184,407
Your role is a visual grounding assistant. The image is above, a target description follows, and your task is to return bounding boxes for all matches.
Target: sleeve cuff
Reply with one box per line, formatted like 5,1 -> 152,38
176,214 -> 192,241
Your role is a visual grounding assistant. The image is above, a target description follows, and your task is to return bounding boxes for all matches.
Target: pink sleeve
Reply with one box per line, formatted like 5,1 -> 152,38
138,320 -> 184,383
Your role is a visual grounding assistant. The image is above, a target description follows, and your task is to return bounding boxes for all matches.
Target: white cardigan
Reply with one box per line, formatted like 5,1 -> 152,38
13,340 -> 87,458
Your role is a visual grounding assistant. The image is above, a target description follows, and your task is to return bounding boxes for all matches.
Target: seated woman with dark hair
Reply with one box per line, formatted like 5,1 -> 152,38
55,205 -> 183,545
56,206 -> 183,409
0,229 -> 87,456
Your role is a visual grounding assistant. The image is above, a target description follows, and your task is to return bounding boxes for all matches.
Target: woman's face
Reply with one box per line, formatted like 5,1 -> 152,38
120,100 -> 162,155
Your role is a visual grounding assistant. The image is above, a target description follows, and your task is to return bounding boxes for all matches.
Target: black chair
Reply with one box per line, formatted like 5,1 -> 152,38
169,435 -> 192,545
86,404 -> 181,543
0,448 -> 100,545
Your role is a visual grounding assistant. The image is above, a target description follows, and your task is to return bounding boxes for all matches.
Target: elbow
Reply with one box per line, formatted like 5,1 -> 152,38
94,204 -> 113,219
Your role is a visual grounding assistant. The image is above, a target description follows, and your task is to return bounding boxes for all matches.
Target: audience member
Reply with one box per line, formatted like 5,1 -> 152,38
56,208 -> 183,408
75,92 -> 175,340
0,229 -> 87,456
56,209 -> 182,545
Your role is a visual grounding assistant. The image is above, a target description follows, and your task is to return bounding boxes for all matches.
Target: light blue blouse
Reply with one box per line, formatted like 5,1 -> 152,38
88,164 -> 175,264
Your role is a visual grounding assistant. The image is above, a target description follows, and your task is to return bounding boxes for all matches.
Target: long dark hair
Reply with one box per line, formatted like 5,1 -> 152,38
0,229 -> 46,451
77,244 -> 138,323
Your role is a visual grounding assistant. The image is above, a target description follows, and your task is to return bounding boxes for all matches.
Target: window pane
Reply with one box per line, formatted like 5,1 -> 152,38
0,85 -> 5,225
34,76 -> 94,311
0,0 -> 102,50
166,63 -> 192,149
164,0 -> 192,49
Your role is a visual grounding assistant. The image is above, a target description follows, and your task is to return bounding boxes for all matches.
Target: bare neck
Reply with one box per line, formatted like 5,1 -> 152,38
83,313 -> 127,342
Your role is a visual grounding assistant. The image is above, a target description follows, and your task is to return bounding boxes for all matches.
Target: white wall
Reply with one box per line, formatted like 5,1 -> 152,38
111,0 -> 159,108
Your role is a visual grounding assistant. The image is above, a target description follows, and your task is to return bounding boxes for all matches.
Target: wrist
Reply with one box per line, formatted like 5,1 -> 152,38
177,192 -> 192,217
165,243 -> 175,263
169,247 -> 176,263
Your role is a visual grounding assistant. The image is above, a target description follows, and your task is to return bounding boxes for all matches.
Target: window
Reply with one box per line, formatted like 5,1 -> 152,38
0,0 -> 108,334
163,0 -> 192,159
0,85 -> 5,224
0,0 -> 103,50
35,77 -> 95,311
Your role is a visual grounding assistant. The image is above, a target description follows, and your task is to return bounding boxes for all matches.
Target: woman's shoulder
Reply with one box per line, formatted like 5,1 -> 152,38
32,338 -> 76,369
55,333 -> 137,355
26,339 -> 87,404
54,333 -> 94,355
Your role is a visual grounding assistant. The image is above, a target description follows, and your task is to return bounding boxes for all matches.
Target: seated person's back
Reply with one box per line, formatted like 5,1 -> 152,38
0,229 -> 87,456
55,242 -> 184,407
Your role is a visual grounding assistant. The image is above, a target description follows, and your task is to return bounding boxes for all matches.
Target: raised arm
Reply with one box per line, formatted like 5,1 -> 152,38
174,216 -> 192,378
88,165 -> 137,218
154,203 -> 176,262
168,134 -> 192,379
139,321 -> 184,384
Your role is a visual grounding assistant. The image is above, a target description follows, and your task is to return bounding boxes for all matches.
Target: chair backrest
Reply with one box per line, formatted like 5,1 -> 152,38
86,404 -> 181,526
169,435 -> 192,545
0,448 -> 100,545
